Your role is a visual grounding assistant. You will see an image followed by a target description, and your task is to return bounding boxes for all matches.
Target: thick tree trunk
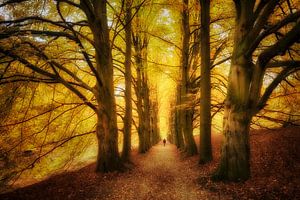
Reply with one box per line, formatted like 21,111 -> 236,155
199,0 -> 212,164
81,1 -> 122,172
121,0 -> 132,162
213,0 -> 300,181
213,105 -> 251,181
180,0 -> 197,156
212,1 -> 255,180
213,57 -> 253,181
96,109 -> 122,172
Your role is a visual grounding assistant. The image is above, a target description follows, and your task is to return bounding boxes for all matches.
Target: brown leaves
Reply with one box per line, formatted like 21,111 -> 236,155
195,127 -> 300,200
1,127 -> 300,199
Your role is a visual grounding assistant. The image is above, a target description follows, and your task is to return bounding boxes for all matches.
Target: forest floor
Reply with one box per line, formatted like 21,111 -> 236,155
0,126 -> 300,200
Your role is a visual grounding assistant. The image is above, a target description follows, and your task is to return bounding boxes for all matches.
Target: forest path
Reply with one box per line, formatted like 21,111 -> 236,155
91,141 -> 216,200
0,141 -> 220,200
2,128 -> 299,200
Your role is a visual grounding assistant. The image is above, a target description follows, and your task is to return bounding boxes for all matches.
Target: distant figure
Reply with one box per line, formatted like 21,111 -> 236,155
163,139 -> 166,146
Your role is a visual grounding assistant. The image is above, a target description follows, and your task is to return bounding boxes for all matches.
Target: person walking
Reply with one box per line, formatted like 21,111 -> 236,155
163,139 -> 166,146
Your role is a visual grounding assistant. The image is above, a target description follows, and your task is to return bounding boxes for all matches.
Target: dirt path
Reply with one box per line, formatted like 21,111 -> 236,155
1,142 -> 220,200
89,142 -> 217,200
2,128 -> 299,200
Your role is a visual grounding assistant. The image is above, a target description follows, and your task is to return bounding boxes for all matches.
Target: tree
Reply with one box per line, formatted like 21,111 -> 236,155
174,87 -> 185,149
213,0 -> 300,181
179,0 -> 198,156
150,91 -> 160,145
0,0 -> 126,172
132,0 -> 160,153
199,0 -> 212,164
121,0 -> 133,162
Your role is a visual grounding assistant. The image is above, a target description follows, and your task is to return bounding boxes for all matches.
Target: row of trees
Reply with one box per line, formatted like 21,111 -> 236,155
0,0 -> 161,187
168,0 -> 300,181
0,0 -> 300,185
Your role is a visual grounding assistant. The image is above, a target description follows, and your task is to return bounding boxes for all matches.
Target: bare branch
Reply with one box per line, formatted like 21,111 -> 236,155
257,67 -> 299,111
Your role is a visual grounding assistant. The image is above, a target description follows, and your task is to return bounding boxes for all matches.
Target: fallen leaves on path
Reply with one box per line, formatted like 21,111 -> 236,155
0,127 -> 299,200
0,142 -> 219,200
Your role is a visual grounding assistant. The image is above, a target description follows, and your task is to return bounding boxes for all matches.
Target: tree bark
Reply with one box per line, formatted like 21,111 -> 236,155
134,38 -> 149,153
175,85 -> 185,150
151,99 -> 160,145
213,49 -> 254,180
211,0 -> 256,180
184,108 -> 197,155
213,0 -> 300,181
213,36 -> 254,180
213,46 -> 254,181
121,0 -> 133,162
199,0 -> 212,164
181,0 -> 197,156
133,12 -> 150,153
213,104 -> 251,181
80,0 -> 122,172
135,63 -> 146,153
143,70 -> 151,151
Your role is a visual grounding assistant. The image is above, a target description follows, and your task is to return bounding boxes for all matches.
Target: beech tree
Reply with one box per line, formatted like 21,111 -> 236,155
178,0 -> 198,156
0,0 -> 130,172
199,0 -> 212,163
121,0 -> 133,162
213,0 -> 300,181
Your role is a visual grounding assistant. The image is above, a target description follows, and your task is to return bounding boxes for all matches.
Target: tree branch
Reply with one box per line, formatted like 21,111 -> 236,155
257,67 -> 299,111
266,60 -> 300,68
0,47 -> 97,111
247,10 -> 300,56
257,21 -> 300,68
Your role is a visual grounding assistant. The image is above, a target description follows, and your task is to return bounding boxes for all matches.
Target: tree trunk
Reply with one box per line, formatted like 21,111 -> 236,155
143,71 -> 151,151
136,65 -> 147,153
133,18 -> 150,153
180,0 -> 197,156
96,110 -> 122,172
213,104 -> 251,181
213,0 -> 300,181
199,0 -> 212,164
175,85 -> 185,149
121,0 -> 133,162
184,108 -> 198,156
212,1 -> 255,180
151,100 -> 160,145
138,126 -> 146,153
81,1 -> 122,172
213,56 -> 253,181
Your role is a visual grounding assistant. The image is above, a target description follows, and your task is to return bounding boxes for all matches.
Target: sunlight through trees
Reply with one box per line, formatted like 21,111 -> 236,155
0,0 -> 299,192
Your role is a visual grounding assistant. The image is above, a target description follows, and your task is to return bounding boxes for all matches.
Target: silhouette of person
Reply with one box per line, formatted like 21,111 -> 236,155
163,139 -> 166,146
